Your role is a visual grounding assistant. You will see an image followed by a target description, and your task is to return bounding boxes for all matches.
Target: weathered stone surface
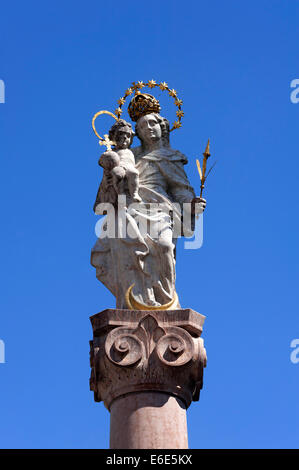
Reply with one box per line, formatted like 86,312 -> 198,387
89,309 -> 207,410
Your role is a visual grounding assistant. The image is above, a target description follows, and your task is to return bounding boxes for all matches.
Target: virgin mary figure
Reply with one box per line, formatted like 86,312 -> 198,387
91,94 -> 206,309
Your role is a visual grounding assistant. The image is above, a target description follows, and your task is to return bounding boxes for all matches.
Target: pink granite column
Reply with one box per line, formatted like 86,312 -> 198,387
89,309 -> 207,449
110,392 -> 188,449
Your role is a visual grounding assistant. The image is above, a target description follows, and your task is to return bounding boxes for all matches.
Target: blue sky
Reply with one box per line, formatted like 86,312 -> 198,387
0,0 -> 298,449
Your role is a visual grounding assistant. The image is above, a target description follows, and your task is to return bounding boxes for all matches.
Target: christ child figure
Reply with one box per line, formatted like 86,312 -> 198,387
98,119 -> 141,202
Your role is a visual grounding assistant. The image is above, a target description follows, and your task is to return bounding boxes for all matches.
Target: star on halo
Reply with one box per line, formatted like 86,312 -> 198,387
168,89 -> 177,97
159,82 -> 168,91
173,121 -> 182,129
147,80 -> 156,88
132,81 -> 145,91
176,110 -> 184,118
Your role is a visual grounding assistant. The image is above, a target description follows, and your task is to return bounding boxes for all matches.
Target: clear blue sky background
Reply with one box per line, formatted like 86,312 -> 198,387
0,0 -> 298,449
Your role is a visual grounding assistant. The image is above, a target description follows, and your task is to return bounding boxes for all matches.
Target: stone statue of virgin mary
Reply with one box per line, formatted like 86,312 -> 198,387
91,92 -> 206,309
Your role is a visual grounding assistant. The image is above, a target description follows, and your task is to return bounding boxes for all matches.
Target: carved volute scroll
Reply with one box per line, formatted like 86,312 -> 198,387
90,309 -> 207,410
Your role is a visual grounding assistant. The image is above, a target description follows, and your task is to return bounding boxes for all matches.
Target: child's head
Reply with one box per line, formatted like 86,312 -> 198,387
109,119 -> 134,149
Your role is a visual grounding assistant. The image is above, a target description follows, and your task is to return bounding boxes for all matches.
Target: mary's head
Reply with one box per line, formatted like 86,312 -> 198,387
135,113 -> 170,148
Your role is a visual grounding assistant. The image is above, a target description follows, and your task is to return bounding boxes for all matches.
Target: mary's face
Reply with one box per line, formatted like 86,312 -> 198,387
136,114 -> 162,144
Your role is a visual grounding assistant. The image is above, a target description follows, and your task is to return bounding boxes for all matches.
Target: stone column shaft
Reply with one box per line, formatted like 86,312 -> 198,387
110,392 -> 188,449
89,309 -> 207,449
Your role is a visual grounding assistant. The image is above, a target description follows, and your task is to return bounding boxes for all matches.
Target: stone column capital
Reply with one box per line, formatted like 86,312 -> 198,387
89,309 -> 207,410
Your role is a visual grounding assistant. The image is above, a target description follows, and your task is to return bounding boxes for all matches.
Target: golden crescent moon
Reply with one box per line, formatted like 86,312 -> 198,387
91,110 -> 118,141
125,284 -> 178,311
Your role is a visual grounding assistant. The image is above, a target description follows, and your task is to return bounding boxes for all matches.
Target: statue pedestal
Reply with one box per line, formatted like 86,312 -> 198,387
89,309 -> 207,449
